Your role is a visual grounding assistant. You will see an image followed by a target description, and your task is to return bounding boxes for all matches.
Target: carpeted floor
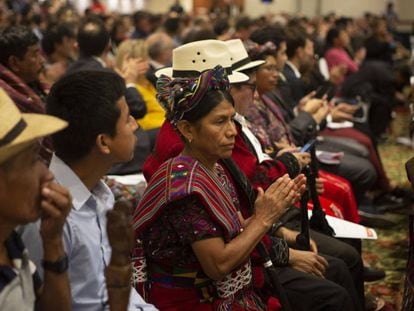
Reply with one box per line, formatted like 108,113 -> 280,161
363,113 -> 413,310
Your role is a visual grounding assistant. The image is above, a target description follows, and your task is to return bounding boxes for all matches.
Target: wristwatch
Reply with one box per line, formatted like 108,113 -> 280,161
42,254 -> 68,274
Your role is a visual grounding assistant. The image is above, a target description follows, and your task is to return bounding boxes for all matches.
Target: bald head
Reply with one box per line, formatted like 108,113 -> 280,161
77,18 -> 110,57
145,32 -> 173,66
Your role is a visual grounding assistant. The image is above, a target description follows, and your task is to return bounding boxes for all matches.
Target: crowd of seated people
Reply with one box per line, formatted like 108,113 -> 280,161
0,0 -> 413,310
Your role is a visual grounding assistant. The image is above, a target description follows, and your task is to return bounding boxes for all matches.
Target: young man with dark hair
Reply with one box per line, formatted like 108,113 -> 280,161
21,70 -> 157,310
131,10 -> 152,39
41,23 -> 77,84
283,28 -> 314,103
41,23 -> 77,65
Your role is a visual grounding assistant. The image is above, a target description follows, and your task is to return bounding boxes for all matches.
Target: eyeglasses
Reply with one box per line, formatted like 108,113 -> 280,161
236,82 -> 256,92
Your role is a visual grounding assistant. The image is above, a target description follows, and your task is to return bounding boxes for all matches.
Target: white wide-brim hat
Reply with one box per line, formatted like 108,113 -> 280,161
0,88 -> 67,164
225,39 -> 265,72
155,39 -> 248,83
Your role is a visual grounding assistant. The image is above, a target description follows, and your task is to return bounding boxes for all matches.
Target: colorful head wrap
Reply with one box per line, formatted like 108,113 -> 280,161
156,65 -> 230,125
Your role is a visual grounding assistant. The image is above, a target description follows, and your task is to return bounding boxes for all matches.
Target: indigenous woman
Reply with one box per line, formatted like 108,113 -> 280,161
133,66 -> 298,310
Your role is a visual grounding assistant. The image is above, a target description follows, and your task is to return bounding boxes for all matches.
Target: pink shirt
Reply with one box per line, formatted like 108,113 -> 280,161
325,47 -> 358,82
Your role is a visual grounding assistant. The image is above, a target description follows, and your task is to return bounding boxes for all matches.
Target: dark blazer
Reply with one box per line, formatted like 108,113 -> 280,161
282,63 -> 306,105
67,57 -> 147,119
145,64 -> 158,88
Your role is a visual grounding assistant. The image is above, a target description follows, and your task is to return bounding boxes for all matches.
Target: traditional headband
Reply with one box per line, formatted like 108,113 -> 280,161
157,65 -> 230,125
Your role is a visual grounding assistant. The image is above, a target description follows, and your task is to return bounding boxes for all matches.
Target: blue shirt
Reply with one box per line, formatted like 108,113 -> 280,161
21,154 -> 157,311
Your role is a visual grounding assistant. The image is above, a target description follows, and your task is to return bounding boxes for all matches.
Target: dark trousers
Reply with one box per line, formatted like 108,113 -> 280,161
284,220 -> 365,310
318,151 -> 377,203
276,254 -> 361,311
311,230 -> 365,310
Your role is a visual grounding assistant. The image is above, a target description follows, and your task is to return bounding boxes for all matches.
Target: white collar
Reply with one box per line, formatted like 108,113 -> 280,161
49,154 -> 112,211
286,60 -> 301,78
149,59 -> 165,69
93,56 -> 107,68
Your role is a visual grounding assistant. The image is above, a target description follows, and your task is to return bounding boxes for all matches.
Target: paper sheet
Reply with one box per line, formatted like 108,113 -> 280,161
106,174 -> 147,186
327,120 -> 354,129
308,210 -> 377,239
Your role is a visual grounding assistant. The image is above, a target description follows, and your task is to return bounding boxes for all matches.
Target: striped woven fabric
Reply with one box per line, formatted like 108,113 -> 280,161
133,155 -> 241,242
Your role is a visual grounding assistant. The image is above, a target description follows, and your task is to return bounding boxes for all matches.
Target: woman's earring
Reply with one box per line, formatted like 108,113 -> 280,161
188,138 -> 192,144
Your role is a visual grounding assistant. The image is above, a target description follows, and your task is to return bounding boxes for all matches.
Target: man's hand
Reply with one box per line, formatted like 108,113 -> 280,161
292,152 -> 311,170
277,227 -> 318,253
330,103 -> 359,122
276,145 -> 299,157
312,102 -> 330,124
39,181 -> 71,246
297,90 -> 316,111
302,98 -> 326,114
289,248 -> 328,278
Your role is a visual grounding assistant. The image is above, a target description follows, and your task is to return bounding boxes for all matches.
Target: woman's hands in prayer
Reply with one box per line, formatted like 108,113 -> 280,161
254,174 -> 298,229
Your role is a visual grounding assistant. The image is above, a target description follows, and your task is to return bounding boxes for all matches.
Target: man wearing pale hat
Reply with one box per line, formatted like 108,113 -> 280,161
0,88 -> 71,310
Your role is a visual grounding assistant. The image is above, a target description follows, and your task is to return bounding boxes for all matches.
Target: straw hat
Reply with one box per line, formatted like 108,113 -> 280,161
0,88 -> 67,164
155,39 -> 248,83
225,39 -> 265,72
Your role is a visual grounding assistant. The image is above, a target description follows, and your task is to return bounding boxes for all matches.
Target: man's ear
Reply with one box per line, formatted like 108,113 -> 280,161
7,55 -> 21,73
176,120 -> 194,143
96,134 -> 111,155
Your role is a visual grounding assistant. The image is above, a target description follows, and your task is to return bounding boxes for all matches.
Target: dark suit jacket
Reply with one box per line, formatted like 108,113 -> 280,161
67,57 -> 147,119
282,63 -> 306,105
145,64 -> 158,88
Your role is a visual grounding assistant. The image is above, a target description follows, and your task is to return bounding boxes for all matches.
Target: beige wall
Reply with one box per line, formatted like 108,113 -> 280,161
73,0 -> 413,19
243,0 -> 297,17
398,0 -> 414,20
243,0 -> 388,18
320,0 -> 387,17
144,0 -> 192,14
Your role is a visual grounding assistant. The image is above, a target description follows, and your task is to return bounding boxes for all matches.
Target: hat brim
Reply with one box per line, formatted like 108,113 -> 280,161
0,113 -> 67,164
155,67 -> 249,84
234,60 -> 266,73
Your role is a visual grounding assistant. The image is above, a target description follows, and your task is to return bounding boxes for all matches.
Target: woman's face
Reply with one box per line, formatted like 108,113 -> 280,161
185,99 -> 237,163
338,30 -> 350,48
256,55 -> 278,95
